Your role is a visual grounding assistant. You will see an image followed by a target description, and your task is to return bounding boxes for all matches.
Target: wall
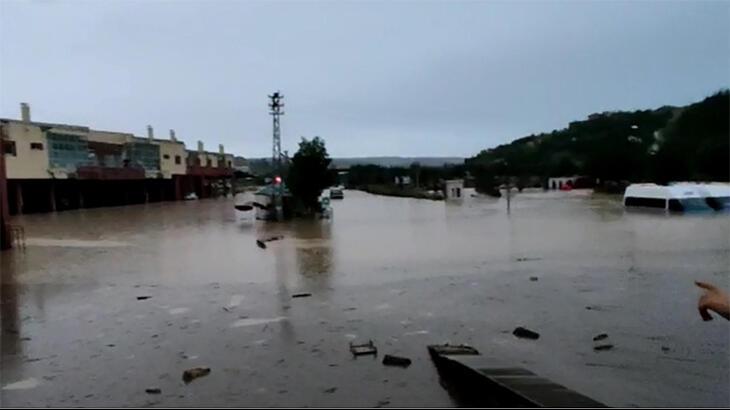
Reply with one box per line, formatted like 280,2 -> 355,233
4,121 -> 51,179
223,154 -> 234,169
548,177 -> 578,189
158,141 -> 186,178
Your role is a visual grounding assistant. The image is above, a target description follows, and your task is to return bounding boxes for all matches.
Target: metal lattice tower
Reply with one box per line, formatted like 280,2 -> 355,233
268,91 -> 284,172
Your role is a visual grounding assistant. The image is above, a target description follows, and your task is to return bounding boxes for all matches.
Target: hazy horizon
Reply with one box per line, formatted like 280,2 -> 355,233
1,0 -> 728,158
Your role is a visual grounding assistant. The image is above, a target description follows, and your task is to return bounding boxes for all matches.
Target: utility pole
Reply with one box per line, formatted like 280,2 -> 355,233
268,91 -> 285,221
269,91 -> 284,171
506,183 -> 512,214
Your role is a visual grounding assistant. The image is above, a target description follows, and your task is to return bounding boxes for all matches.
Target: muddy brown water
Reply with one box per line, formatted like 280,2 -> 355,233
1,188 -> 728,407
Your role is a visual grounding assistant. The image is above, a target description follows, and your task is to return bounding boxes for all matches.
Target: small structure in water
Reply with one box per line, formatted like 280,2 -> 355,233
444,179 -> 464,200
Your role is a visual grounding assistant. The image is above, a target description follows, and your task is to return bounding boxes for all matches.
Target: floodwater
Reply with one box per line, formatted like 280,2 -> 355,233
1,188 -> 729,407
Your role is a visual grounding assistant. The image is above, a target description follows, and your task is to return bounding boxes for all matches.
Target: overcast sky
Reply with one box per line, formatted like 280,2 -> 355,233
1,0 -> 728,158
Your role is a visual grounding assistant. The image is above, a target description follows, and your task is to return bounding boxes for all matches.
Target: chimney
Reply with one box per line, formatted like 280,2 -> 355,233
197,141 -> 204,153
20,103 -> 30,122
147,125 -> 154,141
169,129 -> 177,142
219,144 -> 225,155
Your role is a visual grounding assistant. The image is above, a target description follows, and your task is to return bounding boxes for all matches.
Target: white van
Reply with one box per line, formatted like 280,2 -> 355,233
623,183 -> 712,212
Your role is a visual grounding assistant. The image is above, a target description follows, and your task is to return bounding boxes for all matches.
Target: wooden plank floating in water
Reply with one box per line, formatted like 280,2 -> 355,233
428,344 -> 606,408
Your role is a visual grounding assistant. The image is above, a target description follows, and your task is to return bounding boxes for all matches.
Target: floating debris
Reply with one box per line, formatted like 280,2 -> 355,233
513,327 -> 540,340
350,340 -> 378,357
529,276 -> 539,282
136,296 -> 152,300
382,354 -> 412,368
376,399 -> 391,407
594,344 -> 614,351
292,293 -> 312,298
231,317 -> 287,328
265,235 -> 284,242
2,377 -> 39,391
256,240 -> 267,249
593,333 -> 608,341
516,257 -> 542,262
182,367 -> 211,384
145,388 -> 162,394
661,346 -> 671,352
323,387 -> 338,394
403,330 -> 429,336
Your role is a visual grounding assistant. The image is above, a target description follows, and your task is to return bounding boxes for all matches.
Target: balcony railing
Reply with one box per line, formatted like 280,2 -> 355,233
76,165 -> 146,180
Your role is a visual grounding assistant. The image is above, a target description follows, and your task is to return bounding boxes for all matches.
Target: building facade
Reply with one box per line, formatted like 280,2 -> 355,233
0,103 -> 235,216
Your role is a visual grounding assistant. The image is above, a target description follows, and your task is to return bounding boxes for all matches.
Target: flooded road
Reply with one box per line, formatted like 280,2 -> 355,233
2,189 -> 729,407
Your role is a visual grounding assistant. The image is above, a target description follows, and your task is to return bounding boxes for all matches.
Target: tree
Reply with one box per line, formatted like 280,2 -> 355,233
287,137 -> 332,215
472,165 -> 501,197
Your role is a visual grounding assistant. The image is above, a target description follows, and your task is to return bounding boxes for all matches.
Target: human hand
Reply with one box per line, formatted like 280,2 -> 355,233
696,281 -> 730,321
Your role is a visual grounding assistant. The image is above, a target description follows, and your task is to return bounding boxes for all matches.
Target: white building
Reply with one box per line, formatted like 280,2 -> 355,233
394,175 -> 411,186
548,176 -> 580,190
444,179 -> 464,200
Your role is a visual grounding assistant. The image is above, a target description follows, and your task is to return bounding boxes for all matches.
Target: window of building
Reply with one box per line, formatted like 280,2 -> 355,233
30,142 -> 44,150
163,154 -> 170,160
175,155 -> 181,164
228,161 -> 232,167
3,140 -> 16,156
206,158 -> 212,167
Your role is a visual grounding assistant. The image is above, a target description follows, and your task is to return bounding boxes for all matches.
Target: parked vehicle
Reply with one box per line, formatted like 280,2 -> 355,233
330,188 -> 344,199
623,183 -> 729,212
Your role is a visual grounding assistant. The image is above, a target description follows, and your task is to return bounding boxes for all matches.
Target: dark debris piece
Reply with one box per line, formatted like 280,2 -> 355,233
182,367 -> 211,384
145,388 -> 162,394
593,333 -> 608,341
292,293 -> 312,298
382,354 -> 412,368
136,296 -> 152,300
513,327 -> 540,340
594,344 -> 614,351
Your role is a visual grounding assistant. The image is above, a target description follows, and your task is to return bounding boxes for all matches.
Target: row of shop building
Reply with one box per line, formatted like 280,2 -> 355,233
0,103 -> 239,220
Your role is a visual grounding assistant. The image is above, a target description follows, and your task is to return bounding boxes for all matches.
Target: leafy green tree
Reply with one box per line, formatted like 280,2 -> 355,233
287,137 -> 333,215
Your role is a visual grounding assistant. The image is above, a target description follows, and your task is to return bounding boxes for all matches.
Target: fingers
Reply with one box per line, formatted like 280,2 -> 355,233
698,294 -> 714,321
699,306 -> 714,321
695,281 -> 717,291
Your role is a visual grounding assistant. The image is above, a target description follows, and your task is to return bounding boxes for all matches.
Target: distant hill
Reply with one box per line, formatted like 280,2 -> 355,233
247,156 -> 463,174
330,157 -> 464,169
466,89 -> 729,184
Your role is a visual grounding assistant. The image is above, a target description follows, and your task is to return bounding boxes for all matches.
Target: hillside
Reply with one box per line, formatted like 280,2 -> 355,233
466,90 -> 729,185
